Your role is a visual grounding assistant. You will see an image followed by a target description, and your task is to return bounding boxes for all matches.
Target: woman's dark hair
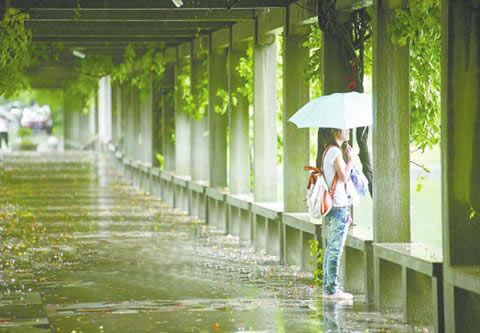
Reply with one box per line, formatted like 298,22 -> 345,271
316,128 -> 343,168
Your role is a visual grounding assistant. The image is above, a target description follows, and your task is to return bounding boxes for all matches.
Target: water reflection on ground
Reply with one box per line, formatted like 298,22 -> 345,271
0,152 -> 427,332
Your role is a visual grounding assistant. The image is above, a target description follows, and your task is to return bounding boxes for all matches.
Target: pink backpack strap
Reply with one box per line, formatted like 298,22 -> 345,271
304,166 -> 322,189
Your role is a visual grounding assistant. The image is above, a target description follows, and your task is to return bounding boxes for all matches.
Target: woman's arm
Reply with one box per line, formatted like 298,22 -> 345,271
334,144 -> 353,182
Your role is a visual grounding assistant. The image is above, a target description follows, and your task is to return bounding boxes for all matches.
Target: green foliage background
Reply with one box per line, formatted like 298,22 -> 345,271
388,0 -> 441,151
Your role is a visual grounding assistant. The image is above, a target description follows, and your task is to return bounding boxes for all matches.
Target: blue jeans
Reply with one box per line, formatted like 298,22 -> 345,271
322,206 -> 350,294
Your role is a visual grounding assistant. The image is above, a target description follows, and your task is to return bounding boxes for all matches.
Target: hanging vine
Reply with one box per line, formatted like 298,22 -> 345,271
191,56 -> 209,120
62,54 -> 115,113
388,0 -> 441,152
60,43 -> 166,113
212,43 -> 254,118
0,8 -> 32,98
236,44 -> 254,105
303,24 -> 323,98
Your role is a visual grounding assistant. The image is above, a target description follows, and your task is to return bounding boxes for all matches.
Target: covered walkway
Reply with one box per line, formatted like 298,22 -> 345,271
1,0 -> 480,332
0,152 -> 416,331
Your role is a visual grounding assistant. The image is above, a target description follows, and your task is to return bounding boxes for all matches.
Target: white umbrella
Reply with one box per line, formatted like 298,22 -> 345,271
288,92 -> 372,129
0,108 -> 16,122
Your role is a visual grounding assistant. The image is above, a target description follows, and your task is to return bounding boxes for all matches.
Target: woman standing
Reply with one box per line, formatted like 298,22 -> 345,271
317,128 -> 354,300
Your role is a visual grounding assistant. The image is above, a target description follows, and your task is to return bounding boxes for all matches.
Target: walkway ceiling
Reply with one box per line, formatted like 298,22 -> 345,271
4,0 -> 367,88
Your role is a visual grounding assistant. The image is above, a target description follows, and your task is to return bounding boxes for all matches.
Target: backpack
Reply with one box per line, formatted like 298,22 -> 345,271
304,145 -> 338,218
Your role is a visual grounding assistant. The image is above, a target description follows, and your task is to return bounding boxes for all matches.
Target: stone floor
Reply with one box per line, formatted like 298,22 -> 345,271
0,152 -> 429,332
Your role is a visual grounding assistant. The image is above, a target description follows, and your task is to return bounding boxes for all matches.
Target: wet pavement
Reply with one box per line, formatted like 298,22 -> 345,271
0,152 -> 429,332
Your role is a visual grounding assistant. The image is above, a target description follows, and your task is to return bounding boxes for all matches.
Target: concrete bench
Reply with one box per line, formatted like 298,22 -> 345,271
344,225 -> 374,301
160,171 -> 174,207
373,243 -> 443,332
321,222 -> 374,300
282,213 -> 321,273
172,174 -> 190,213
188,180 -> 208,220
122,156 -> 132,181
226,193 -> 253,241
130,159 -> 142,188
113,151 -> 123,173
149,168 -> 161,197
251,201 -> 284,258
443,265 -> 480,332
137,162 -> 152,193
206,187 -> 229,232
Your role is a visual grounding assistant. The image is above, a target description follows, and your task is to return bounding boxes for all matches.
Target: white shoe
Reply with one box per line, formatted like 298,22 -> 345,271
322,290 -> 354,300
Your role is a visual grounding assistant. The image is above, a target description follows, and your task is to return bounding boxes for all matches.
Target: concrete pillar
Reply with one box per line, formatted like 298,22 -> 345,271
441,2 -> 480,331
105,77 -> 112,142
372,0 -> 410,243
175,58 -> 192,175
88,96 -> 97,146
283,32 -> 310,212
208,41 -> 228,188
98,76 -> 112,146
253,37 -> 277,202
132,89 -> 142,161
140,78 -> 153,165
111,82 -> 117,144
113,83 -> 123,150
162,63 -> 176,171
441,0 -> 480,267
62,90 -> 72,145
152,79 -> 162,167
73,112 -> 79,145
229,47 -> 250,194
124,85 -> 135,158
70,111 -> 78,145
191,55 -> 209,182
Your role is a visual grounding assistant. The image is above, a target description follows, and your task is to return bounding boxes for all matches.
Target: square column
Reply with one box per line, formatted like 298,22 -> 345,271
372,0 -> 410,243
152,79 -> 162,167
372,0 -> 411,310
283,32 -> 310,212
123,84 -> 134,158
175,57 -> 192,176
87,96 -> 97,148
191,55 -> 209,182
116,84 -> 123,150
132,89 -> 142,161
62,89 -> 73,145
140,78 -> 153,165
98,76 -> 112,146
441,1 -> 480,332
253,37 -> 277,202
111,82 -> 119,145
208,41 -> 228,188
229,47 -> 250,194
162,63 -> 176,172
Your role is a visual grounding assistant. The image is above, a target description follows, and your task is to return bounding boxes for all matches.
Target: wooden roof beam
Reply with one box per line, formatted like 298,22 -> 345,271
11,0 -> 289,10
22,8 -> 255,21
32,36 -> 192,43
26,20 -> 232,31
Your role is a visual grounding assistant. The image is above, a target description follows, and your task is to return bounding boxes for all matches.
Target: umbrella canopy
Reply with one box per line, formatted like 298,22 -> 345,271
0,108 -> 16,121
288,92 -> 372,129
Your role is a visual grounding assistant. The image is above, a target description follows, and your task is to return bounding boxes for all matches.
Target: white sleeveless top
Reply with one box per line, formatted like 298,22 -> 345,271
322,146 -> 350,207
